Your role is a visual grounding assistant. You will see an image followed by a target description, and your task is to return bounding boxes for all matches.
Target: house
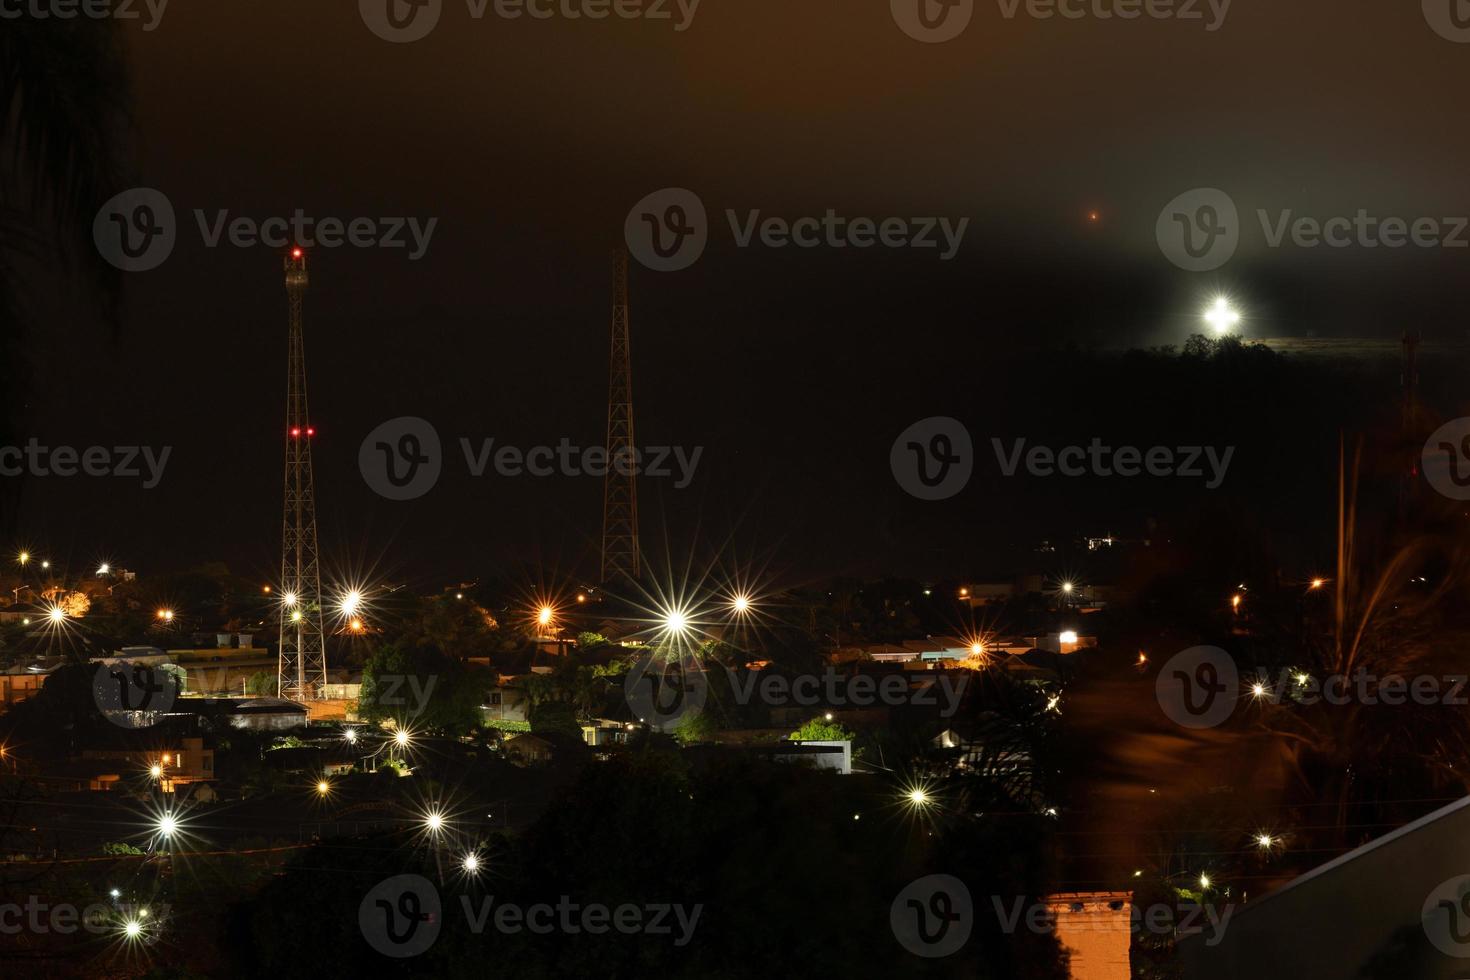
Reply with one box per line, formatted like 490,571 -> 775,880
161,697 -> 309,731
81,734 -> 216,789
865,644 -> 916,664
0,657 -> 62,707
482,681 -> 530,725
1178,793 -> 1470,978
503,733 -> 554,765
1044,893 -> 1131,980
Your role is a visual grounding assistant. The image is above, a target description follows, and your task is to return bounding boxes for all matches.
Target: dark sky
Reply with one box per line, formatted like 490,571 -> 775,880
16,0 -> 1470,588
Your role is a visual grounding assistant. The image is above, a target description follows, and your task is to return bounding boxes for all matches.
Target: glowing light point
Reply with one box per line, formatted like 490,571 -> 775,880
124,919 -> 142,938
731,594 -> 751,615
1204,296 -> 1241,335
342,727 -> 358,744
461,853 -> 480,873
316,780 -> 330,796
47,606 -> 65,623
1198,874 -> 1211,889
157,813 -> 178,839
1256,834 -> 1276,849
908,789 -> 930,806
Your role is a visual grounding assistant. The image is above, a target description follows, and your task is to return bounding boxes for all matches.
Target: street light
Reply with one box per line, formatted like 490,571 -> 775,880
730,594 -> 752,615
47,606 -> 65,623
316,779 -> 330,796
339,590 -> 363,617
17,551 -> 28,566
461,852 -> 481,874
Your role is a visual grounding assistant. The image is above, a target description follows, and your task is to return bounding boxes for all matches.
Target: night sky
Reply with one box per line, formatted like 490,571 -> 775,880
17,1 -> 1470,586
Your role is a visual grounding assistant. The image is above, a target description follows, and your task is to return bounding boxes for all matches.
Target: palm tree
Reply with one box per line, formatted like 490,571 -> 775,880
1255,438 -> 1470,846
0,20 -> 133,541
